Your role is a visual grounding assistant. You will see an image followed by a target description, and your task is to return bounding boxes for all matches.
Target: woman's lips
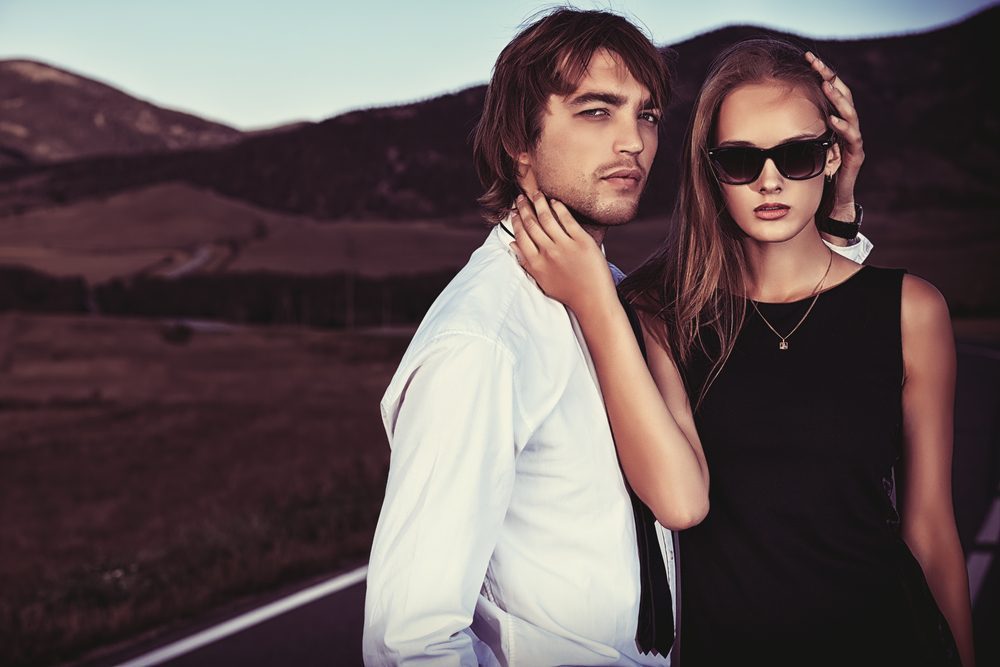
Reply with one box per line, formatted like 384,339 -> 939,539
753,203 -> 790,220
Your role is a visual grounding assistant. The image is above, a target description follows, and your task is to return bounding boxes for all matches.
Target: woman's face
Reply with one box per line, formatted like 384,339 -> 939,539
712,81 -> 840,244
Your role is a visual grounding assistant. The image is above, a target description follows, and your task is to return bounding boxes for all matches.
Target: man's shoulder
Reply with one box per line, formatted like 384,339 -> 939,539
412,228 -> 565,351
382,229 -> 577,403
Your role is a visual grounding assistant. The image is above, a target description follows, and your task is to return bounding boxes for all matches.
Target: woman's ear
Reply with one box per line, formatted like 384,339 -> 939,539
825,142 -> 842,178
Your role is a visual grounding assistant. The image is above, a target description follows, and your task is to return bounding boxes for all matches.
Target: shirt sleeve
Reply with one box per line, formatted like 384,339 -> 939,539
825,232 -> 873,263
363,334 -> 518,666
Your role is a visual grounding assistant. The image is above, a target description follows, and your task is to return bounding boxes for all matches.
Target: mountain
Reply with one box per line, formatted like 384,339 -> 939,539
0,59 -> 244,166
0,6 -> 996,221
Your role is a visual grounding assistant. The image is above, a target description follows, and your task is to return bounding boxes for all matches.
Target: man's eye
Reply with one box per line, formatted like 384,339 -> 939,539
580,109 -> 609,118
640,112 -> 661,124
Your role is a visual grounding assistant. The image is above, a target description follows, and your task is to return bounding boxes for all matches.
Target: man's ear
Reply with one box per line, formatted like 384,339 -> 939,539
825,142 -> 842,178
516,151 -> 540,195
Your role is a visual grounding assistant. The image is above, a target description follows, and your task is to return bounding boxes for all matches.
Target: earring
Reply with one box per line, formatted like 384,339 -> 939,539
825,174 -> 833,183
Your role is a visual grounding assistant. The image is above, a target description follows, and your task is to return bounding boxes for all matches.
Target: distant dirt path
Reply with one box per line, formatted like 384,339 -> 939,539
136,241 -> 239,279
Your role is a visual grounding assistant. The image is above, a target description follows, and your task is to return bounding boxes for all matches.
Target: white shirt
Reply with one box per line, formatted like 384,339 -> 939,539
364,224 -> 673,666
828,233 -> 873,262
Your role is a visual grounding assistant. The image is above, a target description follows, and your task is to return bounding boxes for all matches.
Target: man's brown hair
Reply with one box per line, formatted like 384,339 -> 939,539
472,8 -> 672,224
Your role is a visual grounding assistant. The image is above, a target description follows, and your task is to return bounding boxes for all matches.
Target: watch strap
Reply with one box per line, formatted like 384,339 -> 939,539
819,203 -> 863,240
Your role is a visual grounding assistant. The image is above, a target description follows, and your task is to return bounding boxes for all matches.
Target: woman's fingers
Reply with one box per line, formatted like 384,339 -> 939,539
514,194 -> 552,251
549,199 -> 584,239
806,51 -> 855,104
805,51 -> 864,171
824,80 -> 858,120
510,205 -> 538,261
528,191 -> 571,242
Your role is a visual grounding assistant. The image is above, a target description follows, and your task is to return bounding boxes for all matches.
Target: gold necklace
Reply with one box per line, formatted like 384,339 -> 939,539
749,250 -> 833,351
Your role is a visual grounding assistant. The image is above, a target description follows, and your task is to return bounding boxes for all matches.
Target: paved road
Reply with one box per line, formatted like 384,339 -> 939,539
153,581 -> 367,667
84,345 -> 1000,667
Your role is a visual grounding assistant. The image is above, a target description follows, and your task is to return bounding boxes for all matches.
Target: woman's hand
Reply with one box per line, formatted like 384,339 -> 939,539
806,51 -> 864,221
510,192 -> 617,318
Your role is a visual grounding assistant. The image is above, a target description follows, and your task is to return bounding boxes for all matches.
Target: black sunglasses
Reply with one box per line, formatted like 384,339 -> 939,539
707,133 -> 835,185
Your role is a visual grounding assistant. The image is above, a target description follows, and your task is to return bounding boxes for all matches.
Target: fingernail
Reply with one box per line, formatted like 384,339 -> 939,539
516,194 -> 525,204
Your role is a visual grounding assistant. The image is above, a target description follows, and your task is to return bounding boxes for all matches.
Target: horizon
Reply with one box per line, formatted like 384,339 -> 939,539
0,0 -> 996,130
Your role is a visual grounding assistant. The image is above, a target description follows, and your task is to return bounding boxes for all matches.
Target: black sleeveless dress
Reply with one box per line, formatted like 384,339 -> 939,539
678,266 -> 959,667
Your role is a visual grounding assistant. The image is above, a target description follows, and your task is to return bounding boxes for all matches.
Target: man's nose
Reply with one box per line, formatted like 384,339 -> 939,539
613,118 -> 644,155
756,157 -> 783,193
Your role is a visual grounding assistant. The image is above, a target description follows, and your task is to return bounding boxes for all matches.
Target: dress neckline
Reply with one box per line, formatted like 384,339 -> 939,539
749,265 -> 869,307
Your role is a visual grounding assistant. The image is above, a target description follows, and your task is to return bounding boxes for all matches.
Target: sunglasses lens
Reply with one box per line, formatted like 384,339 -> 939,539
711,149 -> 762,185
777,141 -> 826,180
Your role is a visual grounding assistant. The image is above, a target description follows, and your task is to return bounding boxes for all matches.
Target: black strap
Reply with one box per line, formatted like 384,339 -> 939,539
620,296 -> 675,657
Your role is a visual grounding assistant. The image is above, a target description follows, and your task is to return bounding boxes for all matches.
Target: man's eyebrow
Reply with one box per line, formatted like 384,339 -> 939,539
715,132 -> 826,148
568,91 -> 625,107
566,91 -> 658,110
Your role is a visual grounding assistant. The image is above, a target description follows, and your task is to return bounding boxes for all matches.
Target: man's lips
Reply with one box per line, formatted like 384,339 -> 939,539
753,203 -> 790,220
602,168 -> 644,189
602,168 -> 643,181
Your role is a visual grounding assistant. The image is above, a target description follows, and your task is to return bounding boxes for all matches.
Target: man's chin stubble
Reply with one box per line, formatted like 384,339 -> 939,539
562,200 -> 639,230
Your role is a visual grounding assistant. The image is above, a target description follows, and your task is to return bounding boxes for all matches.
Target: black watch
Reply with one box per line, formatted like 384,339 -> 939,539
819,203 -> 863,240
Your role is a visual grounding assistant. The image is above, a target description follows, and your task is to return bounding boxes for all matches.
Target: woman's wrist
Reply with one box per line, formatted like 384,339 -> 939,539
570,280 -> 620,324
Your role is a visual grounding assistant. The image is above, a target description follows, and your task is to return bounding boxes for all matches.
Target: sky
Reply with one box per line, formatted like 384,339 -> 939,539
0,0 -> 995,129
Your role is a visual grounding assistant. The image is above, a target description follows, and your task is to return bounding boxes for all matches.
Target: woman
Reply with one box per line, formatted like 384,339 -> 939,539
509,39 -> 974,666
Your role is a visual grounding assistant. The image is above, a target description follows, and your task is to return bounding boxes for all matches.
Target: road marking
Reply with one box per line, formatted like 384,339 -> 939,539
968,493 -> 1000,607
957,345 -> 1000,606
968,552 -> 993,607
976,496 -> 1000,546
112,566 -> 368,667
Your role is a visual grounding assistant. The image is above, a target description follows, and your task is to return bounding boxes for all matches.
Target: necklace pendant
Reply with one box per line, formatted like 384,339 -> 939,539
779,340 -> 789,350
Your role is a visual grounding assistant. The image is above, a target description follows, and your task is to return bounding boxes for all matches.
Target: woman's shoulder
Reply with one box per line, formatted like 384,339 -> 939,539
901,273 -> 950,328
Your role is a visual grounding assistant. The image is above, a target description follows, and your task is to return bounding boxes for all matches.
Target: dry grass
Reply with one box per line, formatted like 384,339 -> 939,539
0,313 -> 410,666
1,184 -> 996,314
0,183 -> 488,283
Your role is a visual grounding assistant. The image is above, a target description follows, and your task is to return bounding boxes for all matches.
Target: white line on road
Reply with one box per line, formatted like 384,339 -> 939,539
969,495 -> 1000,607
113,565 -> 368,667
968,552 -> 993,608
976,497 -> 1000,546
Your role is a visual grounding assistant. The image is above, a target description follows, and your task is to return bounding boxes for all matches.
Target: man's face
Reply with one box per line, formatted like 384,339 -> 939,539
519,48 -> 660,228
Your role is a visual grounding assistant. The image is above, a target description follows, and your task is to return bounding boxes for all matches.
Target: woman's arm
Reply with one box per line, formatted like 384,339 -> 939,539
510,193 -> 709,529
900,274 -> 975,666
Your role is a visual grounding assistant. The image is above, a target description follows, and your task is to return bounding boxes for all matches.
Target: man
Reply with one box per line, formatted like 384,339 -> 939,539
363,9 -> 867,666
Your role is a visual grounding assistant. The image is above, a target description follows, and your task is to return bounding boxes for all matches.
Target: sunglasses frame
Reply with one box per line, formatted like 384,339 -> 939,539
707,132 -> 836,185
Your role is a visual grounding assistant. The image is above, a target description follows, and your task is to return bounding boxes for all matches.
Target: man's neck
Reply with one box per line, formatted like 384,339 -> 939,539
562,202 -> 609,246
582,223 -> 608,246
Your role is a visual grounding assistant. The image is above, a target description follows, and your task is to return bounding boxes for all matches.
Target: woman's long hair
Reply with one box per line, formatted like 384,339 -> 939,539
620,37 -> 841,409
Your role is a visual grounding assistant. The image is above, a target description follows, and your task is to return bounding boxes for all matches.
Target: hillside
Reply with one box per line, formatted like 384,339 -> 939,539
0,7 -> 996,220
0,59 -> 244,166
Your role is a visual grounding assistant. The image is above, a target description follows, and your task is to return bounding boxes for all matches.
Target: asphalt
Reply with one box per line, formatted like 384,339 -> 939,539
80,344 -> 1000,667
